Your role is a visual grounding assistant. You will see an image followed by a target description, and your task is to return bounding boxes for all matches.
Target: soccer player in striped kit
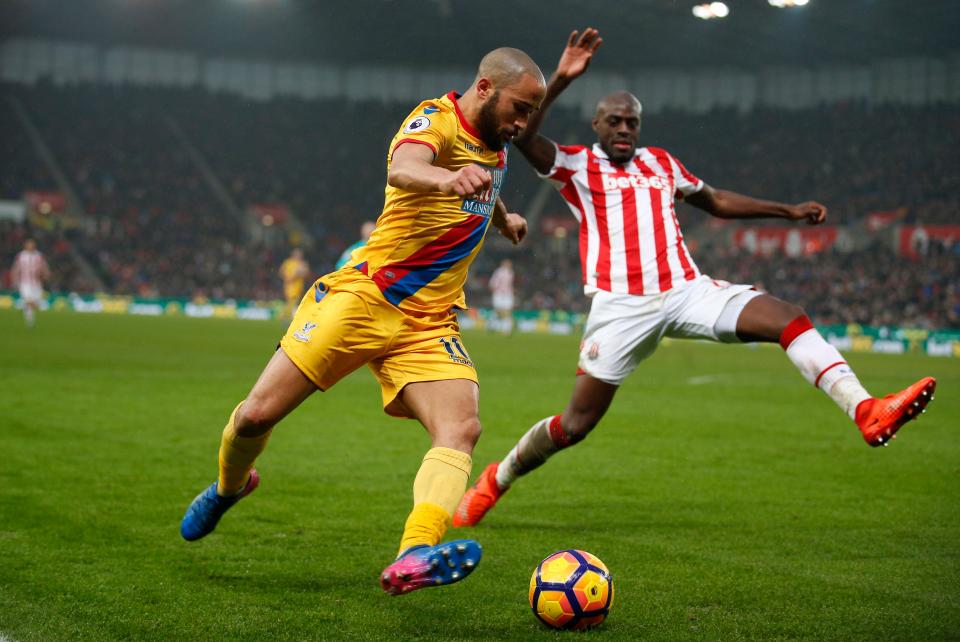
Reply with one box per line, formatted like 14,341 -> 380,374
489,258 -> 516,335
10,239 -> 50,328
455,29 -> 936,528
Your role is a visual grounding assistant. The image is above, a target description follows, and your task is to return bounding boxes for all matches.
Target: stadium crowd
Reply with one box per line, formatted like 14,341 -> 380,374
639,103 -> 960,227
469,236 -> 959,330
1,83 -> 957,328
701,240 -> 958,330
0,98 -> 95,293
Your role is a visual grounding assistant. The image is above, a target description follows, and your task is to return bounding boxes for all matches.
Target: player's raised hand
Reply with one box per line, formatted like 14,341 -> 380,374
556,28 -> 603,81
497,212 -> 528,245
788,201 -> 828,225
441,165 -> 492,198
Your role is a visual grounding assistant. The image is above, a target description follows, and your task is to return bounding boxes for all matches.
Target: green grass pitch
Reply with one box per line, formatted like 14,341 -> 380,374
0,310 -> 957,641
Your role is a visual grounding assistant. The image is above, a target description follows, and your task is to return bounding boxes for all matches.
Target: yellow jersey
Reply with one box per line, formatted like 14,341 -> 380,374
281,257 -> 307,294
350,92 -> 508,315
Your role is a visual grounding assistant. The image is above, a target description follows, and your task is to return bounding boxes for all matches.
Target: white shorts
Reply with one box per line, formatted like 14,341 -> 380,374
578,275 -> 760,385
492,292 -> 514,312
19,283 -> 43,304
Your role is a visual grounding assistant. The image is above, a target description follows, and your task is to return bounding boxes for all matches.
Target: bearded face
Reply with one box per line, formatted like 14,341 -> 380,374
476,90 -> 514,152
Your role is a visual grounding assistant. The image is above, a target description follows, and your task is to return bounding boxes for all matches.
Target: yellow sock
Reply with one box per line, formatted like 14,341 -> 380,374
398,503 -> 450,556
217,401 -> 272,496
398,447 -> 472,555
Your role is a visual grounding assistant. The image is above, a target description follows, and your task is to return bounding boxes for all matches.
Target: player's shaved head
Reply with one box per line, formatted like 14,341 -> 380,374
463,47 -> 545,151
476,47 -> 545,88
595,91 -> 642,118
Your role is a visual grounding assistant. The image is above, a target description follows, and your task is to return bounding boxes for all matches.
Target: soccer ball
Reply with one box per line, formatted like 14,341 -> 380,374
529,549 -> 614,630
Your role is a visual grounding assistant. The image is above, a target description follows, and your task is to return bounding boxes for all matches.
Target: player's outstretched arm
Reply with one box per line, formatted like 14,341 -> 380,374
389,142 -> 491,197
686,185 -> 827,225
516,28 -> 603,175
492,197 -> 527,245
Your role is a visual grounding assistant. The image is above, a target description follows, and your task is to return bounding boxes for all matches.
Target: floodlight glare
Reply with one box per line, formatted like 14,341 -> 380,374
692,2 -> 729,19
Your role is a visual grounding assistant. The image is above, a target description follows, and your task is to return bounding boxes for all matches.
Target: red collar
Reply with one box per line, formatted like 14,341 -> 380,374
446,91 -> 482,141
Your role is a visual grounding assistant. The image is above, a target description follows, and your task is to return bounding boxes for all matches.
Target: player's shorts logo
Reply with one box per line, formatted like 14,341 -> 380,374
403,116 -> 431,134
439,336 -> 473,366
587,342 -> 600,360
293,321 -> 318,343
709,278 -> 732,289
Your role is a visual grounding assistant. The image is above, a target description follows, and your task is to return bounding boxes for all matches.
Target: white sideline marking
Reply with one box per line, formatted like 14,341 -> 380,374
685,374 -> 725,385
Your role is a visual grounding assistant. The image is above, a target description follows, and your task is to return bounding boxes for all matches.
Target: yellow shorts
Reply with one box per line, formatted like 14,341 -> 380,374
279,270 -> 478,418
284,282 -> 305,304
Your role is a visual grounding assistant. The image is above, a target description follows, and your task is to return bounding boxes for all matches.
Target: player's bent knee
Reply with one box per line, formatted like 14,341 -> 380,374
435,416 -> 482,451
459,416 -> 482,447
234,400 -> 278,437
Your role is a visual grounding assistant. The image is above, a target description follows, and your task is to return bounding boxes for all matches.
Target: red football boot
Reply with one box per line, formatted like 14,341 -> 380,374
855,377 -> 936,447
453,462 -> 505,527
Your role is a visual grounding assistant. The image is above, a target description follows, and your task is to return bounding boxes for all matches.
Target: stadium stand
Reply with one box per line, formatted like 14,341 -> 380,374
1,83 -> 957,327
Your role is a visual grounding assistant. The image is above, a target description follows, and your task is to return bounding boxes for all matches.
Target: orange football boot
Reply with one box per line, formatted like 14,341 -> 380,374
453,462 -> 505,527
855,376 -> 936,447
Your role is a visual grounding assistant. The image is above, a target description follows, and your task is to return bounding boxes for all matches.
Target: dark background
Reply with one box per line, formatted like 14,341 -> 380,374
2,0 -> 957,70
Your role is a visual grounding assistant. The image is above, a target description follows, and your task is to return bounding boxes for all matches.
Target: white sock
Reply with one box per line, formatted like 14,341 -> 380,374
781,316 -> 871,420
496,415 -> 566,490
24,307 -> 35,327
830,376 -> 873,420
495,450 -> 520,490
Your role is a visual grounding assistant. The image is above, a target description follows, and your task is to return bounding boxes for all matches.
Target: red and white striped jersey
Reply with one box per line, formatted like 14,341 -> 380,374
489,265 -> 514,296
542,143 -> 703,296
12,250 -> 49,288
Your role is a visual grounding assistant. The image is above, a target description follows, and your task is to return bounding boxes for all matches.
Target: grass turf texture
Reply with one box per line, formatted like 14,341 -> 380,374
0,309 -> 957,641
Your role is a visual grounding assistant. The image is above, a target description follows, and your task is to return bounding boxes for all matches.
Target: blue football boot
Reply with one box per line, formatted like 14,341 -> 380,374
180,469 -> 260,541
380,539 -> 482,595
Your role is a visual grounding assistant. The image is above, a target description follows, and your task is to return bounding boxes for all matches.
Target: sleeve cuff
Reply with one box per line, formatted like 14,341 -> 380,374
392,138 -> 438,157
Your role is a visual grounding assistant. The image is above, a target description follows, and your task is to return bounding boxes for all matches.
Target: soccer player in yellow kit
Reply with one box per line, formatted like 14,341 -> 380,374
180,47 -> 546,595
279,248 -> 310,320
